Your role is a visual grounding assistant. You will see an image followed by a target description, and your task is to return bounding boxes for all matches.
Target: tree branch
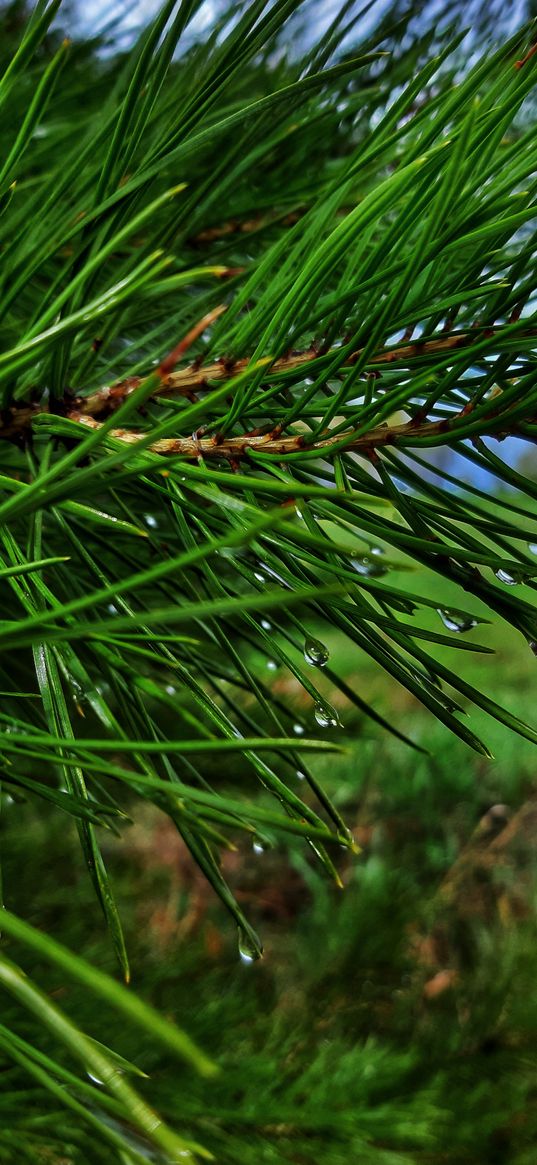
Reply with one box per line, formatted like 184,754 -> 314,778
76,327 -> 509,417
1,325 -> 534,454
65,407 -> 536,461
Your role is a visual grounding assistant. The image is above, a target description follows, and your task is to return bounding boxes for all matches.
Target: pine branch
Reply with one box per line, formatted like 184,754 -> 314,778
58,402 -> 537,461
2,323 -> 535,447
1,10 -> 537,1162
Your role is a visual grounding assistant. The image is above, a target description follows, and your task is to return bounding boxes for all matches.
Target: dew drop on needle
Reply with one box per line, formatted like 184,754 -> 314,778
437,608 -> 478,633
495,567 -> 523,586
352,555 -> 387,578
314,701 -> 340,728
238,928 -> 261,964
304,636 -> 329,667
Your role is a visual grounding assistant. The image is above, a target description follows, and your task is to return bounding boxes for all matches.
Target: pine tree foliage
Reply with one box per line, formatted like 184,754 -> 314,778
0,0 -> 536,1159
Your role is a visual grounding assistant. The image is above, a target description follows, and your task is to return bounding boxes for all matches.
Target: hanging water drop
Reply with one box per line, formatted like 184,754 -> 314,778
87,1070 -> 104,1086
293,724 -> 305,736
238,928 -> 261,964
352,555 -> 387,578
264,564 -> 288,586
254,570 -> 266,583
369,545 -> 385,557
437,608 -> 478,633
295,770 -> 306,781
69,679 -> 84,702
529,640 -> 537,657
260,619 -> 272,631
143,514 -> 158,529
528,543 -> 537,556
266,659 -> 278,671
341,825 -> 359,853
304,636 -> 329,667
495,567 -> 523,586
252,839 -> 265,855
314,700 -> 340,728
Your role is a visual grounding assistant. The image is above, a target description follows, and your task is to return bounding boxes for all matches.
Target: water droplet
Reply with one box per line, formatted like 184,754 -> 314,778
295,770 -> 306,781
340,825 -> 358,852
437,608 -> 478,633
260,619 -> 272,631
106,603 -> 118,615
266,659 -> 278,671
495,567 -> 523,586
314,701 -> 340,728
238,928 -> 261,964
143,514 -> 158,529
254,571 -> 265,583
529,640 -> 537,657
87,1070 -> 104,1086
352,555 -> 387,578
369,545 -> 385,556
295,507 -> 304,520
528,543 -> 537,556
165,684 -> 176,696
264,565 -> 288,586
252,839 -> 265,855
304,636 -> 329,667
293,724 -> 305,736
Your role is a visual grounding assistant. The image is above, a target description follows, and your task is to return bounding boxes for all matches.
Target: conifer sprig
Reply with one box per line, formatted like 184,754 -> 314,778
0,2 -> 536,1159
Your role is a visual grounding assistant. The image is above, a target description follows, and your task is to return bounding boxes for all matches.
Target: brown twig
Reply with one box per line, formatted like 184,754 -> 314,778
0,324 -> 534,449
68,409 -> 535,461
515,40 -> 537,69
72,326 -> 520,419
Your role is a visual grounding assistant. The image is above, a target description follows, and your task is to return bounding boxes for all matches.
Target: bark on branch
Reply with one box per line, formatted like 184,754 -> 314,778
67,409 -> 536,460
1,325 -> 534,458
